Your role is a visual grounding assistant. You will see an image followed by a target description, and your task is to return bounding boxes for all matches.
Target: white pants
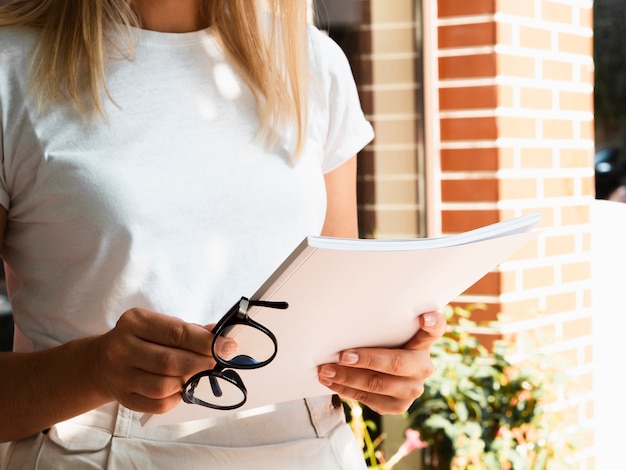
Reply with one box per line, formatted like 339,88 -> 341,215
1,396 -> 366,469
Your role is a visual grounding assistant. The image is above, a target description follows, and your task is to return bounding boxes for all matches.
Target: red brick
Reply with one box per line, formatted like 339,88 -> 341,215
441,209 -> 500,233
565,316 -> 594,343
558,31 -> 592,56
500,298 -> 541,319
545,234 -> 577,257
560,148 -> 593,169
496,22 -> 514,46
542,59 -> 574,82
440,148 -> 499,172
519,25 -> 553,50
519,87 -> 554,110
561,261 -> 592,284
560,90 -> 593,112
440,116 -> 498,140
497,85 -> 515,107
439,53 -> 496,79
544,177 -> 575,198
507,236 -> 540,261
543,119 -> 574,140
498,53 -> 536,78
464,271 -> 501,296
577,6 -> 593,29
499,178 -> 539,199
439,22 -> 495,48
438,0 -> 495,17
580,120 -> 594,140
522,265 -> 556,289
546,291 -> 578,313
581,175 -> 595,197
541,0 -> 573,24
498,116 -> 538,139
452,302 -> 501,324
498,0 -> 536,17
519,147 -> 555,169
580,62 -> 594,85
441,178 -> 499,202
440,85 -> 497,110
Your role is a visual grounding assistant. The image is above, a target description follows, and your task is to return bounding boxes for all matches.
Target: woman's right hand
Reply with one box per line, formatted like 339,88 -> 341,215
93,308 -> 235,415
0,305 -> 234,442
0,205 -> 236,441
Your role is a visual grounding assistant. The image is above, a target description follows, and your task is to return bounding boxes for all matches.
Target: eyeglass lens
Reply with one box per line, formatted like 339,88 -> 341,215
187,369 -> 247,410
182,297 -> 287,410
213,323 -> 276,367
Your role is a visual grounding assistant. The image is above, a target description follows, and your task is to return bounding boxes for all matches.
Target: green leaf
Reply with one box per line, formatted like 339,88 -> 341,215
455,401 -> 469,421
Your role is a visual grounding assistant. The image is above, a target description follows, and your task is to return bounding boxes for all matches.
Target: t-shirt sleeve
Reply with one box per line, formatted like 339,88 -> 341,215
309,27 -> 375,174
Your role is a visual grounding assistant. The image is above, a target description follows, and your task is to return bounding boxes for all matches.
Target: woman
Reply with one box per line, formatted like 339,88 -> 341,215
0,0 -> 446,468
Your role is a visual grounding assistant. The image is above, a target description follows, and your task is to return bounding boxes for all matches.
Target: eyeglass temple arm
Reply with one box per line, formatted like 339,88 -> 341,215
245,298 -> 289,311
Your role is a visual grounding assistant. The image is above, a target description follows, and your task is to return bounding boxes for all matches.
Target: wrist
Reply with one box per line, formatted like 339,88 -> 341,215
69,335 -> 116,407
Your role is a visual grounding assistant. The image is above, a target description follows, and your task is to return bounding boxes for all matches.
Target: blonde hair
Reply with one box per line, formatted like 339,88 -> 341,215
0,0 -> 309,156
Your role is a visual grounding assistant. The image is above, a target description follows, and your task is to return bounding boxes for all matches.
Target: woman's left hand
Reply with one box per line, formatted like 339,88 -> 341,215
317,311 -> 447,415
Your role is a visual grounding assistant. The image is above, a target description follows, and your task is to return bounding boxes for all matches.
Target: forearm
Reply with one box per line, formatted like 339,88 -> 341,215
0,307 -> 220,443
0,336 -> 112,442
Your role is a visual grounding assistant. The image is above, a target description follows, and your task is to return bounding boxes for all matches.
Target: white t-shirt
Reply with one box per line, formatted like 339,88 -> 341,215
0,25 -> 374,352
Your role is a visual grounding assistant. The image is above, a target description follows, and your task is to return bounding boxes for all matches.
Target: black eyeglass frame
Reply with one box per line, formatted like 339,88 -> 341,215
181,296 -> 288,410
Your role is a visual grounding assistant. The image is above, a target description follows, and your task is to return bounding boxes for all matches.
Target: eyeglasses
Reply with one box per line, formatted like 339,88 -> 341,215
182,296 -> 288,410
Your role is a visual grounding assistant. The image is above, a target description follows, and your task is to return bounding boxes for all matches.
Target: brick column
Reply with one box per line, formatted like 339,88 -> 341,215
359,0 -> 427,239
436,0 -> 594,467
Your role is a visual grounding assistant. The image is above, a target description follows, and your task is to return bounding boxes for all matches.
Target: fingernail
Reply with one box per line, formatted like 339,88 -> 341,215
319,365 -> 336,379
423,313 -> 437,328
319,377 -> 333,387
341,351 -> 359,365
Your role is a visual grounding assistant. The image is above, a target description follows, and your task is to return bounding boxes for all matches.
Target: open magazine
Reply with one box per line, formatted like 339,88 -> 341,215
142,212 -> 541,426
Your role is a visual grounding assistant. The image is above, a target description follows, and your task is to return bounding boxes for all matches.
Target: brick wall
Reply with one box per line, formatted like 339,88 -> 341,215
326,0 -> 595,467
435,0 -> 595,467
357,0 -> 427,239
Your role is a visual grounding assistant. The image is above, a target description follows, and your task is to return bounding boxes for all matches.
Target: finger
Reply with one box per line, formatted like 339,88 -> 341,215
119,334 -> 218,377
318,361 -> 423,399
213,335 -> 239,360
121,368 -> 188,401
117,309 -> 211,354
204,323 -> 239,359
344,387 -> 416,416
318,377 -> 422,416
119,389 -> 185,415
327,347 -> 434,379
403,311 -> 447,350
117,308 -> 235,357
420,311 -> 447,334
